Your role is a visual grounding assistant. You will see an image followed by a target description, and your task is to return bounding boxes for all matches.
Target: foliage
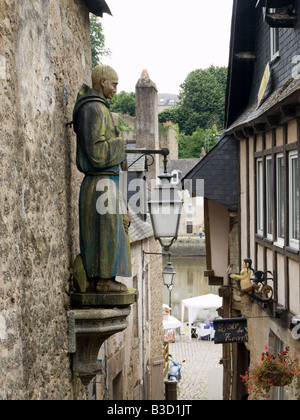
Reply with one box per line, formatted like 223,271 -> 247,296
90,14 -> 111,68
178,125 -> 221,159
159,65 -> 228,136
159,121 -> 180,137
158,105 -> 185,131
241,346 -> 300,400
117,116 -> 135,135
110,91 -> 136,117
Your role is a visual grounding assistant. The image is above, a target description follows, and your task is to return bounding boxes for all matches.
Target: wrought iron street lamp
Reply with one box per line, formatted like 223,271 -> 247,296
162,261 -> 176,289
162,261 -> 176,311
126,147 -> 183,252
143,251 -> 176,312
148,173 -> 183,252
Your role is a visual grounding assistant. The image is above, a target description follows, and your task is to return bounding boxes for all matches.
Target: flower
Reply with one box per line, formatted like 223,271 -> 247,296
241,346 -> 300,400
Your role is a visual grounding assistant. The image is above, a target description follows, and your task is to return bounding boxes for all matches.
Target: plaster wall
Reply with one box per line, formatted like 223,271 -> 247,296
239,122 -> 300,314
208,200 -> 229,279
238,121 -> 300,399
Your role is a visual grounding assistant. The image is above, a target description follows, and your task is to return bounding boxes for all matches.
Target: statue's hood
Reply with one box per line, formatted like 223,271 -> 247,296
72,84 -> 110,133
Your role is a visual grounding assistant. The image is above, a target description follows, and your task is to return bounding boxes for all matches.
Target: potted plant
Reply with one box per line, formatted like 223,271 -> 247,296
241,346 -> 300,400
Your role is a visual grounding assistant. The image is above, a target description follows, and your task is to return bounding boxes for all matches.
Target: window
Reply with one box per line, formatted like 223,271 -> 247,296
266,156 -> 273,240
256,158 -> 263,236
270,10 -> 280,60
289,152 -> 299,249
187,222 -> 193,234
276,154 -> 284,246
171,171 -> 178,184
269,332 -> 285,400
187,204 -> 193,214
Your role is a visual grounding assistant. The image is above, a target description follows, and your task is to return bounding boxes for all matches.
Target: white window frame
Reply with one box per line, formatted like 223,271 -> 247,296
289,151 -> 299,250
270,9 -> 280,61
256,158 -> 264,237
186,204 -> 194,214
186,221 -> 193,235
171,170 -> 179,185
266,156 -> 273,241
275,154 -> 284,248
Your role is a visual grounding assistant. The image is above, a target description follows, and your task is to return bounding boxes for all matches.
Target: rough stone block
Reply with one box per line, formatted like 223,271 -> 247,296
70,289 -> 137,308
67,307 -> 131,386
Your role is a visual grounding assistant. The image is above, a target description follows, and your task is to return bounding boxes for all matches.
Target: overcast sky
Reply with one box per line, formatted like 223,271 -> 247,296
101,0 -> 233,94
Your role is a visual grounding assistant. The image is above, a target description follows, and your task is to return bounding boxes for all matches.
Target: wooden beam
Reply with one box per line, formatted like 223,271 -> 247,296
208,276 -> 224,286
204,270 -> 214,277
253,123 -> 266,133
265,13 -> 296,28
234,52 -> 256,62
266,115 -> 280,128
281,105 -> 295,118
242,126 -> 254,138
234,130 -> 246,140
266,0 -> 295,7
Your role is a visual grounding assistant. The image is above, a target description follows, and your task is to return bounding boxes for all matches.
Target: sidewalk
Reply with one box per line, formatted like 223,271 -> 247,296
169,335 -> 223,400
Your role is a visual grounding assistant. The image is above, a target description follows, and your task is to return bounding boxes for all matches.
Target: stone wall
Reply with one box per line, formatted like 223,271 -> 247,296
0,0 -> 91,400
242,297 -> 300,400
159,125 -> 178,161
170,238 -> 206,257
95,237 -> 164,400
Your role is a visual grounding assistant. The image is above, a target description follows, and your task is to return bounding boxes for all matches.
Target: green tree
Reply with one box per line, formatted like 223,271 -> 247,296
158,105 -> 185,130
110,91 -> 136,117
180,66 -> 227,134
159,65 -> 227,135
90,14 -> 111,68
178,125 -> 221,159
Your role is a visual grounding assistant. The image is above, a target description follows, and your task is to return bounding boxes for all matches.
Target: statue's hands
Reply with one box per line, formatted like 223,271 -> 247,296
123,214 -> 131,234
121,159 -> 128,171
230,274 -> 237,279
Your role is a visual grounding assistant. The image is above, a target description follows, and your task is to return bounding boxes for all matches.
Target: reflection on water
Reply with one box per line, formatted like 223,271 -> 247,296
163,256 -> 219,322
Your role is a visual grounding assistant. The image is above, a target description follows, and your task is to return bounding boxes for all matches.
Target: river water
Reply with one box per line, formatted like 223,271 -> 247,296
163,256 -> 219,323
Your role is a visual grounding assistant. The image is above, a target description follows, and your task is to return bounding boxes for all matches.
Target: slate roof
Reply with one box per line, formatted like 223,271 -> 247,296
126,144 -> 146,172
226,0 -> 300,130
182,135 -> 239,209
82,0 -> 112,17
165,159 -> 201,180
226,76 -> 300,135
129,210 -> 153,244
158,93 -> 180,108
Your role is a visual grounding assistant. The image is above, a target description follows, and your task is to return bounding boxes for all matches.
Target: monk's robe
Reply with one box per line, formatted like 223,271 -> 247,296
73,84 -> 132,279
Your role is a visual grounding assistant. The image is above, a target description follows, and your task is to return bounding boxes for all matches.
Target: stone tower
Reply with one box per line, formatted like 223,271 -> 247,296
135,70 -> 160,185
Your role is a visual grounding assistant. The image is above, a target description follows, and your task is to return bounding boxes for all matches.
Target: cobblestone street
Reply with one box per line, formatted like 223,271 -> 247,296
169,335 -> 223,400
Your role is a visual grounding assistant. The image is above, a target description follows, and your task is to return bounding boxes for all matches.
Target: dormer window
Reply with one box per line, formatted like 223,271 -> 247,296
171,171 -> 179,185
171,170 -> 182,185
270,19 -> 280,60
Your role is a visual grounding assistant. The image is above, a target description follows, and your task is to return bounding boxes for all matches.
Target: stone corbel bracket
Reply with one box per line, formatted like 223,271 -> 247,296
67,307 -> 131,386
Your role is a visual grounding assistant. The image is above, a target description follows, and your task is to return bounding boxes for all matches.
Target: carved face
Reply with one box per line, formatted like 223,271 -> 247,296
101,75 -> 118,100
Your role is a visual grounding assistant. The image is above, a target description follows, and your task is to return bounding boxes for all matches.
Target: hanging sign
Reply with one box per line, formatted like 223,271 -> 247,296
214,317 -> 248,344
257,62 -> 271,108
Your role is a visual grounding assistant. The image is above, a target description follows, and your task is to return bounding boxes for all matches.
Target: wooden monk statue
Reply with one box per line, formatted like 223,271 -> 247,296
72,65 -> 132,294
